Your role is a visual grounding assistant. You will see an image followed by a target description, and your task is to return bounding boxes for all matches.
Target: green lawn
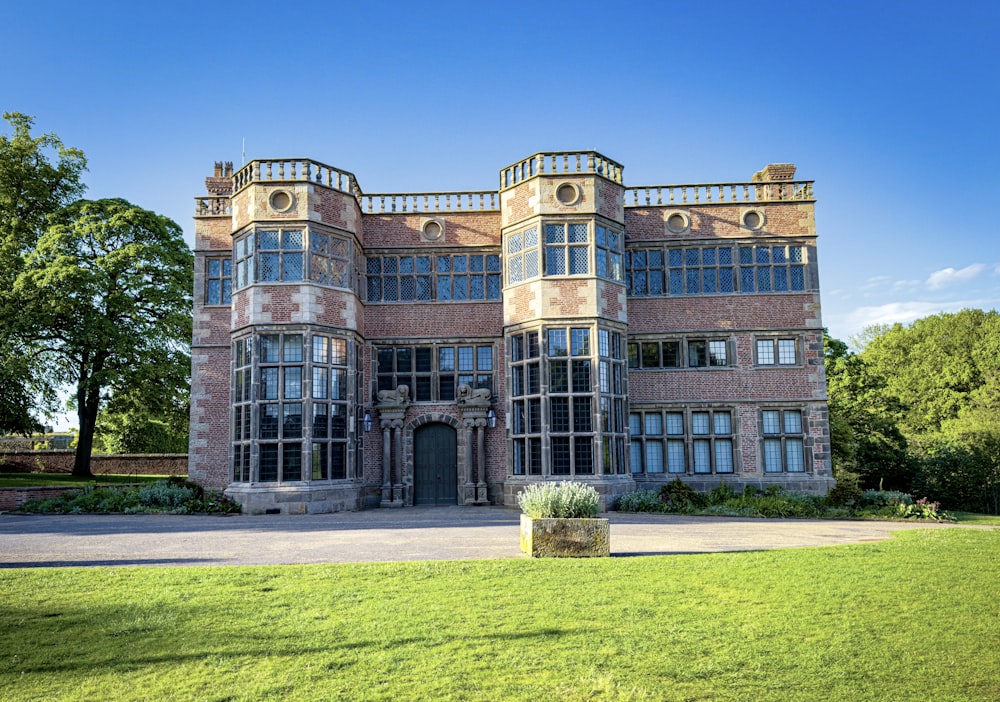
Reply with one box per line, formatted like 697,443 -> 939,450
0,472 -> 168,488
951,511 -> 1000,526
1,529 -> 997,701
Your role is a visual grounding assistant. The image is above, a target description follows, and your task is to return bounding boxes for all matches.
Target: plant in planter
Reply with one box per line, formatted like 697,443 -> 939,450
517,481 -> 609,558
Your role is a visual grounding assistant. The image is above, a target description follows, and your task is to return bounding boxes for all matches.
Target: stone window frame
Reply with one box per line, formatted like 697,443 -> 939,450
629,407 -> 736,476
205,255 -> 232,305
366,251 -> 501,303
627,336 -> 732,370
625,242 -> 810,297
545,326 -> 596,476
761,408 -> 807,473
755,336 -> 800,366
230,330 -> 356,485
595,223 -> 625,283
375,341 -> 495,403
509,329 -> 543,476
232,227 -> 353,292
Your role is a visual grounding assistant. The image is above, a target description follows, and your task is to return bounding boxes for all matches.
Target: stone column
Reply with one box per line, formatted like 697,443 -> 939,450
377,404 -> 407,508
476,420 -> 488,504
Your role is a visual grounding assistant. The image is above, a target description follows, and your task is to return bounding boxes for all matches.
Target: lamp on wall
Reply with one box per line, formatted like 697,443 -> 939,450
360,412 -> 372,433
486,408 -> 497,429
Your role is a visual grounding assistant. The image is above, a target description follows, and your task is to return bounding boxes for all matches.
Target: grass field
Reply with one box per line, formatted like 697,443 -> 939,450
1,528 -> 997,701
0,472 -> 168,488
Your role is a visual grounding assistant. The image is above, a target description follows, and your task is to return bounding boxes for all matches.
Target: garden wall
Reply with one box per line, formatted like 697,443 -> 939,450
0,451 -> 188,476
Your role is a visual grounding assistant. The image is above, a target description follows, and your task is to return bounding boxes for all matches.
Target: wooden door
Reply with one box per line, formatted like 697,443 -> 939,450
413,423 -> 458,505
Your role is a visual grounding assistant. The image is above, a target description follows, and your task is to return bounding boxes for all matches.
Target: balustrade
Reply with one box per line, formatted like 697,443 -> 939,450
194,196 -> 231,216
361,191 -> 498,214
500,151 -> 624,189
625,181 -> 814,207
232,159 -> 361,198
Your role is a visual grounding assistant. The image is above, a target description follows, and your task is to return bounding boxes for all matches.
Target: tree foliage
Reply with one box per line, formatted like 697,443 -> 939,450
826,310 -> 1000,513
13,198 -> 192,475
0,113 -> 87,434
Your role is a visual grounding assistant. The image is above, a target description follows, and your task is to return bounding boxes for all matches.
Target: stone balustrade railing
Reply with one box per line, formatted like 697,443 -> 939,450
232,159 -> 362,199
625,181 -> 814,207
194,196 -> 232,216
501,151 -> 624,189
361,191 -> 499,214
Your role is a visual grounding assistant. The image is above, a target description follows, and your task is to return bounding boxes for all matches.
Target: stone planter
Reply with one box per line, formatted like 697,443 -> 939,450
519,514 -> 610,558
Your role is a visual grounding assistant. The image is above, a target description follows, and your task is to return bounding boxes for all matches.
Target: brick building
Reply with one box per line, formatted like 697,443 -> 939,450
188,151 -> 833,514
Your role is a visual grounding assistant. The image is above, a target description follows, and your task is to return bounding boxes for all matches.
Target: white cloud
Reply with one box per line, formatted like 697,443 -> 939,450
824,297 -> 1000,341
926,263 -> 987,290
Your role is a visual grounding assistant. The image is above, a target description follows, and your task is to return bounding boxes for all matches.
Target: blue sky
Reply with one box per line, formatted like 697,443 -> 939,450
3,0 -> 998,344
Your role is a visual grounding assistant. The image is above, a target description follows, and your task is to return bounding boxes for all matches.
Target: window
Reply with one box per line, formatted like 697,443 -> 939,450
739,245 -> 807,293
205,257 -> 232,305
628,338 -> 728,369
762,409 -> 805,473
367,253 -> 500,302
544,223 -> 589,276
756,338 -> 798,365
547,326 -> 594,476
507,227 -> 540,284
625,243 -> 809,297
510,330 -> 542,475
309,232 -> 351,288
437,254 -> 502,301
377,343 -> 494,402
630,409 -> 734,475
233,229 -> 353,290
595,225 -> 624,282
231,331 -> 352,484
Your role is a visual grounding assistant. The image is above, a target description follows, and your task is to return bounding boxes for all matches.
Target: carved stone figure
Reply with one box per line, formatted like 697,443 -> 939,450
457,384 -> 491,404
377,384 -> 410,405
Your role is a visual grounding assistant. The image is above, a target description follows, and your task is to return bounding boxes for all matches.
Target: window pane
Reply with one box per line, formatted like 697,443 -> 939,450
714,412 -> 732,435
763,439 -> 783,472
757,339 -> 775,364
631,441 -> 643,473
778,339 -> 796,364
708,340 -> 727,366
260,367 -> 278,400
550,397 -> 570,432
283,335 -> 303,363
283,252 -> 303,280
762,410 -> 781,434
571,360 -> 591,392
573,397 -> 592,432
282,443 -> 302,481
549,360 -> 568,392
312,367 -> 328,399
693,440 -> 711,473
551,437 -> 571,475
629,413 -> 642,435
283,404 -> 302,439
574,438 -> 594,474
665,413 -> 684,435
645,441 -> 664,473
546,247 -> 565,275
715,439 -> 734,473
786,439 -> 805,472
644,413 -> 662,436
548,329 -> 568,357
667,440 -> 685,473
260,404 -> 279,439
784,410 -> 803,434
692,412 -> 710,435
259,444 -> 278,481
284,367 -> 302,399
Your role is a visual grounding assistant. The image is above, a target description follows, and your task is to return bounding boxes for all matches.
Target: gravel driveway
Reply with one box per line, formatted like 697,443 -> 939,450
0,507 -> 965,568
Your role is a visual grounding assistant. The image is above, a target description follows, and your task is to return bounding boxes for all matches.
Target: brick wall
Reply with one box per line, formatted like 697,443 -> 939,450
0,451 -> 187,475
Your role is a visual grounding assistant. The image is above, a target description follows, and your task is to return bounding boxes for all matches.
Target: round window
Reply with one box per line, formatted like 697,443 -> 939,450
743,210 -> 764,230
422,219 -> 444,240
666,212 -> 689,234
269,190 -> 294,213
555,182 -> 581,206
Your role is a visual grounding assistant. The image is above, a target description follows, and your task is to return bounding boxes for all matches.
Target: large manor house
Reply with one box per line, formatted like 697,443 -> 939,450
188,151 -> 832,514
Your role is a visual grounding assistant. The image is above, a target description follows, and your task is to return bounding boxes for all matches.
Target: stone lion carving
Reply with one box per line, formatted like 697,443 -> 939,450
377,384 -> 410,405
457,384 -> 491,404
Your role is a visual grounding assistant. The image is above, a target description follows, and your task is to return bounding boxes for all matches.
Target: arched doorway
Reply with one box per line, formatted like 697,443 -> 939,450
413,423 -> 458,505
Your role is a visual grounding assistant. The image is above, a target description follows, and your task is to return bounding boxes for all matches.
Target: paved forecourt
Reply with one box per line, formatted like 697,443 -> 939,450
0,507 -> 962,568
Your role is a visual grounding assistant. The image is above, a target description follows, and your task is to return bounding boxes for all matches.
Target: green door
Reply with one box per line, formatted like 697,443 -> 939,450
413,423 -> 458,505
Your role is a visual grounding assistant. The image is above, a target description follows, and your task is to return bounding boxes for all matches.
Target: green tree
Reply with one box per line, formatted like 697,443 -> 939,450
824,333 -> 912,490
13,199 -> 192,476
0,112 -> 86,434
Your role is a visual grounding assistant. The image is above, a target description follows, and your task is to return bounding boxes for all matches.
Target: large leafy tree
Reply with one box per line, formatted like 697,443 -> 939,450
0,112 -> 86,434
13,199 -> 192,476
824,334 -> 912,490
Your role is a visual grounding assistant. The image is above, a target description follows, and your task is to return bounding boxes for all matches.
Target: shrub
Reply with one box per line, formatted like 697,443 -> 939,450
658,478 -> 707,513
614,489 -> 662,513
20,480 -> 241,514
706,483 -> 737,504
826,473 -> 864,507
518,481 -> 600,519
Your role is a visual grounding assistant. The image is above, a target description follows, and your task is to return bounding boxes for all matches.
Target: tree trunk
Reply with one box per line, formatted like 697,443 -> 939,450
72,368 -> 101,477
